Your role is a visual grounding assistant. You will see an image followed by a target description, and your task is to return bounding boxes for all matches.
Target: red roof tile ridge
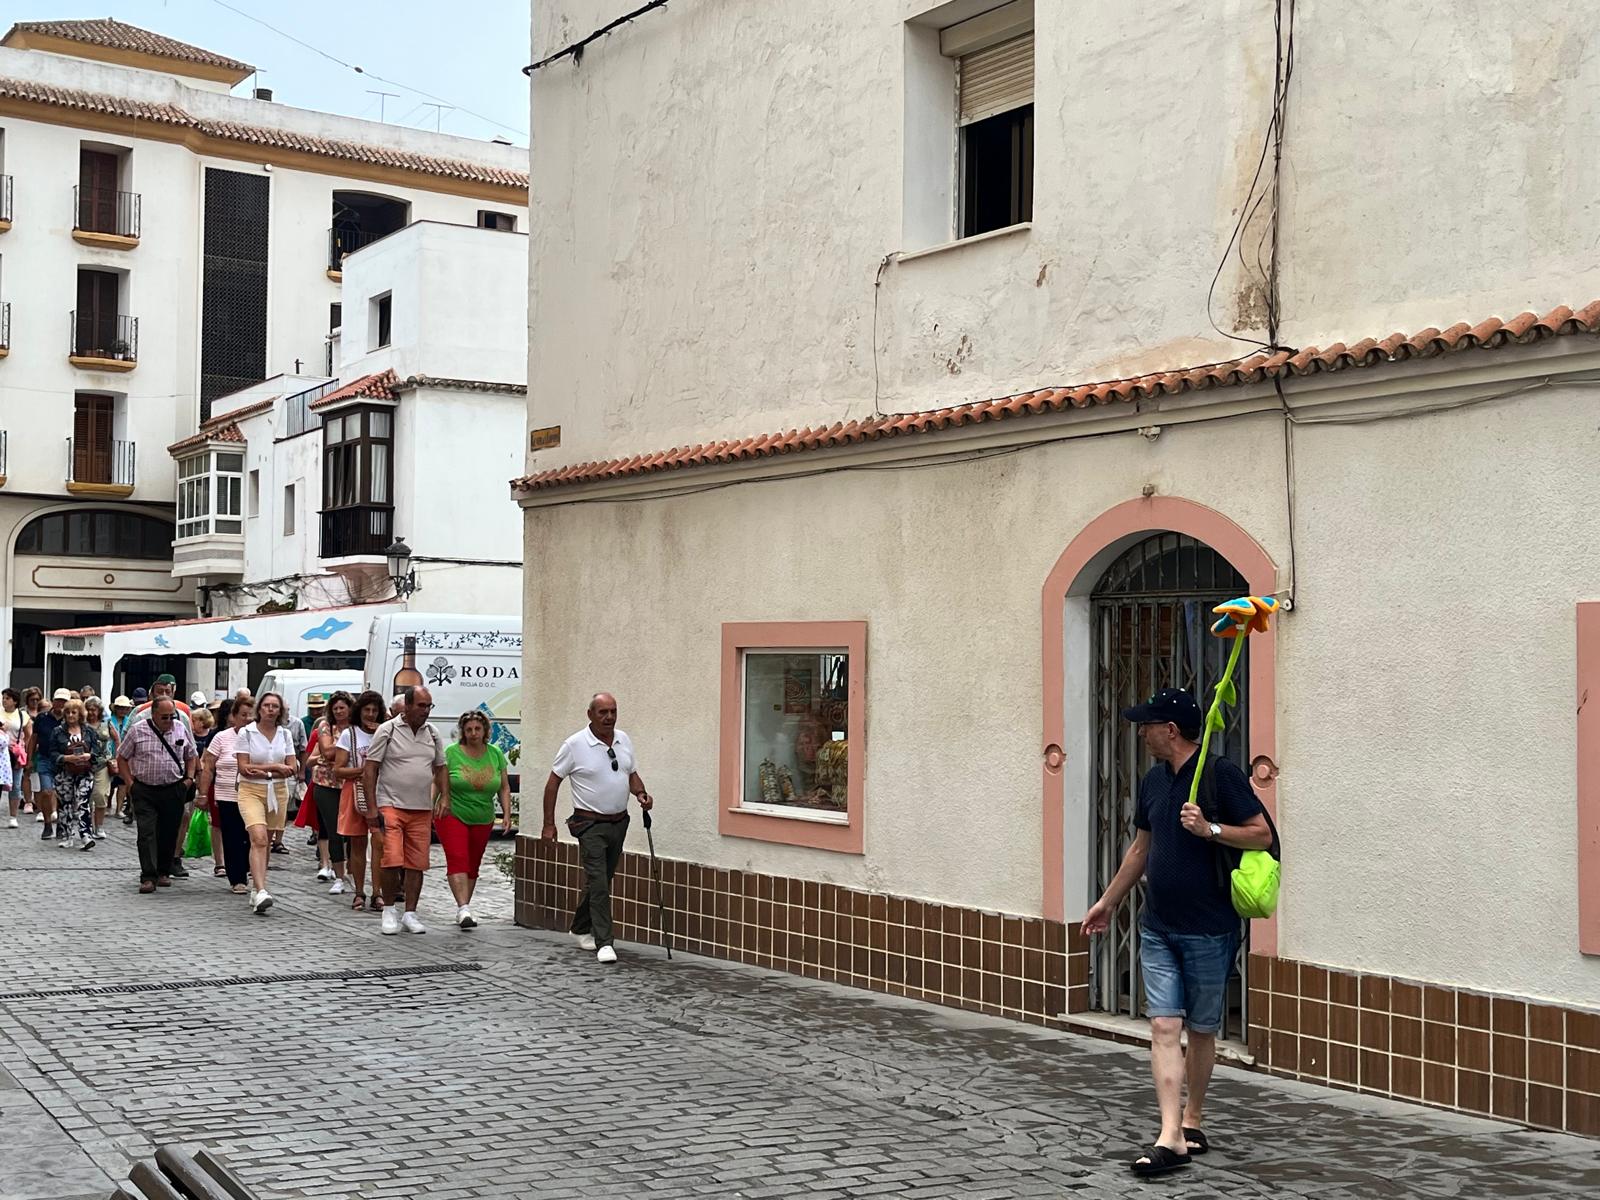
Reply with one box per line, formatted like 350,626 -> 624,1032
510,301 -> 1600,494
7,18 -> 253,73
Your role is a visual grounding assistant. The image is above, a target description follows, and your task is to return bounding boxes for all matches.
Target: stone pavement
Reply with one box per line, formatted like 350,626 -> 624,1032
1,820 -> 1596,1200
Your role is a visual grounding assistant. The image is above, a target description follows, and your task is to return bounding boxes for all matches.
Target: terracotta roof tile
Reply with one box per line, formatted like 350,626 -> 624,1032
6,18 -> 252,73
167,422 -> 243,456
511,301 -> 1600,494
309,369 -> 399,410
0,77 -> 529,191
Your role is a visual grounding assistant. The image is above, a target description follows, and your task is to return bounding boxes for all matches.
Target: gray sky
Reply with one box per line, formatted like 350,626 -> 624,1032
14,0 -> 530,143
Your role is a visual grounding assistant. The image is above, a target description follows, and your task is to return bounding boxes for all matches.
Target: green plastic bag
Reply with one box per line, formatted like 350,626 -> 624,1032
183,806 -> 212,858
1230,849 -> 1280,918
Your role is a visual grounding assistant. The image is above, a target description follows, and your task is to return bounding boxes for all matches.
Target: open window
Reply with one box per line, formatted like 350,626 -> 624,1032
320,406 -> 394,557
328,191 -> 409,273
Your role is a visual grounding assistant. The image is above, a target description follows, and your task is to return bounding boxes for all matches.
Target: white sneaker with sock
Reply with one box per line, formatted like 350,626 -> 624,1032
315,865 -> 334,882
253,890 -> 274,914
329,878 -> 347,895
401,911 -> 426,934
7,817 -> 16,828
456,906 -> 476,929
596,945 -> 617,964
380,906 -> 401,935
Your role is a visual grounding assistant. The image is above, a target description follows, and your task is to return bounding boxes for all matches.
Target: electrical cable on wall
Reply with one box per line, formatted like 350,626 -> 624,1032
524,0 -> 675,73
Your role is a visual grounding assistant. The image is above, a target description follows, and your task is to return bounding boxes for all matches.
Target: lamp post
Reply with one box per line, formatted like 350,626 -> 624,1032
385,537 -> 418,599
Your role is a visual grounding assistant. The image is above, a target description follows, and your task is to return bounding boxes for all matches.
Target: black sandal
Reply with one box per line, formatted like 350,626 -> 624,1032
1130,1145 -> 1190,1177
1183,1127 -> 1209,1156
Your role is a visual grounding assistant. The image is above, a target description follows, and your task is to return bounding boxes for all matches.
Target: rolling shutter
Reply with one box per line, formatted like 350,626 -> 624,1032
958,32 -> 1034,126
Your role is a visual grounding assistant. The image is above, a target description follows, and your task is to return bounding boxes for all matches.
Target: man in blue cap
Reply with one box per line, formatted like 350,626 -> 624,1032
1084,687 -> 1271,1178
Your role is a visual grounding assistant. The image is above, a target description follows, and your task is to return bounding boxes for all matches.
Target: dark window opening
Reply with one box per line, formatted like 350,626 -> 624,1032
961,104 -> 1033,238
375,295 -> 392,349
319,406 -> 394,558
477,210 -> 516,232
15,509 -> 173,559
330,191 -> 409,270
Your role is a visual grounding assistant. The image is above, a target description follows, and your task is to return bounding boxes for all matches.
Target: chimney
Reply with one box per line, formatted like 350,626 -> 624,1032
254,87 -> 274,101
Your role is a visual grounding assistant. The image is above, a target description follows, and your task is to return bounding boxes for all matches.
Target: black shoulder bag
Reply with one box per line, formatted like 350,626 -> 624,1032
151,724 -> 197,801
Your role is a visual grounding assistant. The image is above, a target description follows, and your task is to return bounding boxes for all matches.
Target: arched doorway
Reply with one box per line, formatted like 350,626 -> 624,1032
1089,531 -> 1252,1039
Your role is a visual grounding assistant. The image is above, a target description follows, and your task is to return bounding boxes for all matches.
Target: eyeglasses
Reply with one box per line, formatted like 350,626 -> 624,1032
153,712 -> 173,721
606,746 -> 618,772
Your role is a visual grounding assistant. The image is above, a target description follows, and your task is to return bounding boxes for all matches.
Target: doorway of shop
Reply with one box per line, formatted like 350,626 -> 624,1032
1089,531 -> 1254,1041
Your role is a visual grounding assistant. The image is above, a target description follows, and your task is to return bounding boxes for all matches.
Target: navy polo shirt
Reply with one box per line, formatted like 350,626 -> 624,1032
1135,752 -> 1264,936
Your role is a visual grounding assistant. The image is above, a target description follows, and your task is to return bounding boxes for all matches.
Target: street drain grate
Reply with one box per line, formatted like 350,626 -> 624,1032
0,961 -> 484,1002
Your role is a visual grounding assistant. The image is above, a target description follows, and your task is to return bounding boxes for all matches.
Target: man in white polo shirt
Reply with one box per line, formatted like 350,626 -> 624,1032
541,692 -> 653,964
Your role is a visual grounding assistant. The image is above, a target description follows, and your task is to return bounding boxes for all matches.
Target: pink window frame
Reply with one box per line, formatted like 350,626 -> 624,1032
719,621 -> 867,854
1577,602 -> 1600,954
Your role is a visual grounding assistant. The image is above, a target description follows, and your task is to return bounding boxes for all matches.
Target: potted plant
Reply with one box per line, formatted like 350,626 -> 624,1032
110,338 -> 131,359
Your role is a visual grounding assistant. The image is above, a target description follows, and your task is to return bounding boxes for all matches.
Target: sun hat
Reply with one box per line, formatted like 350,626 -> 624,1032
52,687 -> 71,701
190,690 -> 209,709
112,695 -> 133,709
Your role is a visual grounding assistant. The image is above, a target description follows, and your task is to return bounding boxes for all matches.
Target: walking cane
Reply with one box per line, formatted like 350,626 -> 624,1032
641,809 -> 672,959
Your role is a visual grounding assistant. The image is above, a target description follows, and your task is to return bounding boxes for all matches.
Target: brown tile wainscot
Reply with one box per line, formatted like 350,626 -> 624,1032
514,838 -> 1599,1138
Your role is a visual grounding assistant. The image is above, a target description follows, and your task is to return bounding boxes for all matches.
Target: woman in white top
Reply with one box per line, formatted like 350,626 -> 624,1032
200,696 -> 254,895
234,691 -> 299,914
2,688 -> 29,828
333,690 -> 387,913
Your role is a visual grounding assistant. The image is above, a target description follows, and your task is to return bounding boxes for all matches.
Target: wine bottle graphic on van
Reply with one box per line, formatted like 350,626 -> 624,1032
392,636 -> 424,691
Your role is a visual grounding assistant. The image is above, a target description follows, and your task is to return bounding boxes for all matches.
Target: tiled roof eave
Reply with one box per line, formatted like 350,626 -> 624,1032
510,300 -> 1600,495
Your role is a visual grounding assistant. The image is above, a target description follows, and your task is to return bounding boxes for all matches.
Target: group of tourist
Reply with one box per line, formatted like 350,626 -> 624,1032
3,678 -> 517,935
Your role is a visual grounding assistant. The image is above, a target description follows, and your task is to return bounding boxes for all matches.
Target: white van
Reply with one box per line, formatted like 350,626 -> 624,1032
364,613 -> 522,754
256,668 -> 365,731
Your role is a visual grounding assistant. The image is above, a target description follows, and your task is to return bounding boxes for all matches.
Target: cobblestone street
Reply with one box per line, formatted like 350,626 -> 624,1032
0,822 -> 1595,1200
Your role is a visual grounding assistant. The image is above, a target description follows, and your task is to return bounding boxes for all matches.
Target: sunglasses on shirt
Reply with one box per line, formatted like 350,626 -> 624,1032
606,746 -> 618,772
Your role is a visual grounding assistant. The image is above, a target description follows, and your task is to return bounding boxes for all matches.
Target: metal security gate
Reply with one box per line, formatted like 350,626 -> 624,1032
1089,533 -> 1253,1041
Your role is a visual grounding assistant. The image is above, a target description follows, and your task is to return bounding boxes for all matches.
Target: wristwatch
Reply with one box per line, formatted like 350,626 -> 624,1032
1208,822 -> 1222,840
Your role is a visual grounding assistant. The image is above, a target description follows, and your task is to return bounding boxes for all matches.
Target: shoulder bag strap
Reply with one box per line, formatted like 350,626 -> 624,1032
152,724 -> 188,775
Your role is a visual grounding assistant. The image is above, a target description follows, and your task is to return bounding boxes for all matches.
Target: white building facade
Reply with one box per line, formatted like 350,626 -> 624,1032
165,220 -> 527,697
0,17 -> 527,690
515,0 -> 1600,1137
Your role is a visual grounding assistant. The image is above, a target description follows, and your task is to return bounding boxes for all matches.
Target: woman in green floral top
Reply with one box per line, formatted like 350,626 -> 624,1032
435,710 -> 511,929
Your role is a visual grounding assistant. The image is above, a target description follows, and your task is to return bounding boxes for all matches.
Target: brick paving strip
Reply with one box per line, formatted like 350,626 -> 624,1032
2,826 -> 1597,1199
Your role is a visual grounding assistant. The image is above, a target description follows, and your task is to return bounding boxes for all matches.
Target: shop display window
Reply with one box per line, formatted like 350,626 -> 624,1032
720,621 -> 866,854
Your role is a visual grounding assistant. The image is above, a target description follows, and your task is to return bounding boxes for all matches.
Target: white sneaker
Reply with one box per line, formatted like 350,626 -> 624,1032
6,818 -> 16,828
252,890 -> 274,915
315,866 -> 335,882
573,933 -> 597,952
329,878 -> 347,895
456,906 -> 476,929
596,945 -> 617,964
57,835 -> 74,849
400,911 -> 426,935
381,907 -> 401,935
34,811 -> 42,823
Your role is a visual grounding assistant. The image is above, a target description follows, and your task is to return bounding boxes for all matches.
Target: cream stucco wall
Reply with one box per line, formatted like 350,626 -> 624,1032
521,369 -> 1600,1008
527,0 -> 1600,472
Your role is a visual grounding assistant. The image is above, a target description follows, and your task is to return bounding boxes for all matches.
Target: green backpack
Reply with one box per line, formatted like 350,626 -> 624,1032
1194,756 -> 1281,919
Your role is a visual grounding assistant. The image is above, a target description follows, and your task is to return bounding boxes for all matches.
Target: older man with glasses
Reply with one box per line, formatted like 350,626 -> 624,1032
541,692 -> 653,965
116,696 -> 198,894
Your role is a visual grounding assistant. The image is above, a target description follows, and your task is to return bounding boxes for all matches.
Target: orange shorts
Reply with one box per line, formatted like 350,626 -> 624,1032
381,806 -> 431,872
336,783 -> 382,839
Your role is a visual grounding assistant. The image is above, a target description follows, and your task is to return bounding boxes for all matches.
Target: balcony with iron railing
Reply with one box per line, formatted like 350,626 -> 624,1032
65,436 -> 136,496
69,311 -> 138,371
0,430 -> 8,488
327,227 -> 384,277
320,503 -> 393,560
73,185 -> 140,246
0,175 -> 12,230
0,301 -> 9,357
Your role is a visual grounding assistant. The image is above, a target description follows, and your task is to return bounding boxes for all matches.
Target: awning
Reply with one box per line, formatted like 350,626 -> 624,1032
44,603 -> 399,697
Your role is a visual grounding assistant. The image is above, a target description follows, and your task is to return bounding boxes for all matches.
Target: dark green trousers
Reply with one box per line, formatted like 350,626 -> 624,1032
570,816 -> 628,947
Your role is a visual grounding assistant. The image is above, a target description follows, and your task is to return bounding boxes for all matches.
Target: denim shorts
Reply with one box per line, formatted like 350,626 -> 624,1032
33,764 -> 56,792
1140,922 -> 1240,1034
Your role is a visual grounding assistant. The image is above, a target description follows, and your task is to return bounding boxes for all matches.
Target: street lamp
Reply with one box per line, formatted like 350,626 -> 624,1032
385,537 -> 418,598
